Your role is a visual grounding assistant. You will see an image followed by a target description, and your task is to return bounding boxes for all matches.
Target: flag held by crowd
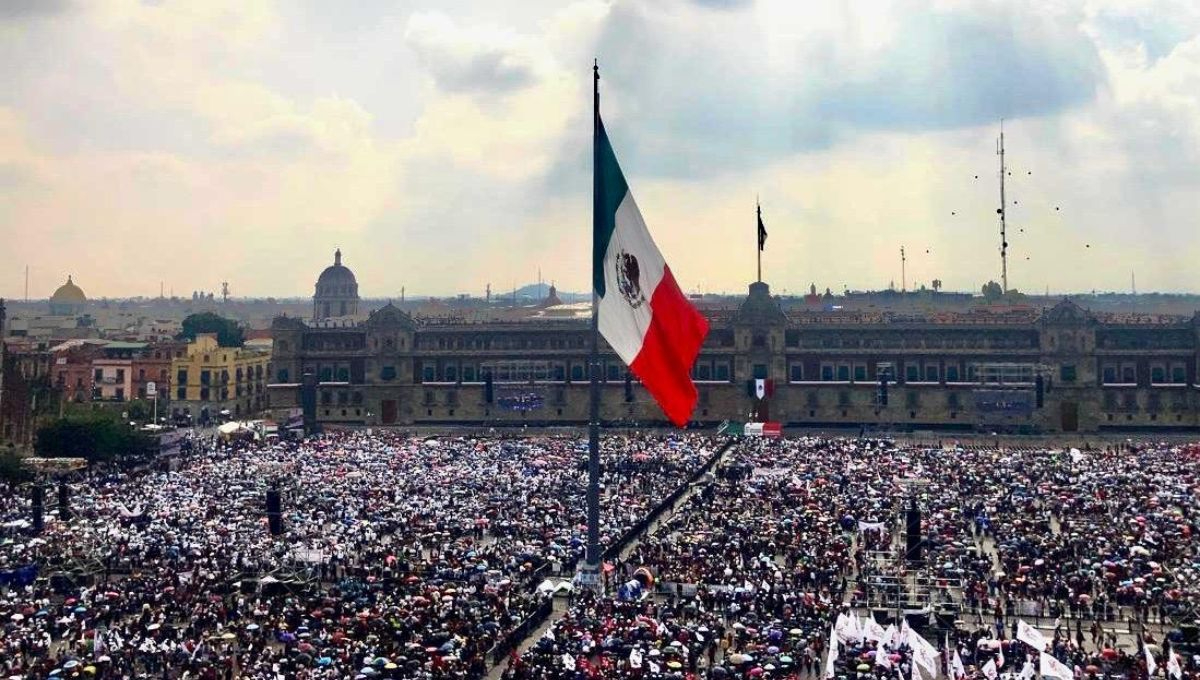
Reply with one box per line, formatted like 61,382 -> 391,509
1017,619 -> 1048,652
1041,652 -> 1073,680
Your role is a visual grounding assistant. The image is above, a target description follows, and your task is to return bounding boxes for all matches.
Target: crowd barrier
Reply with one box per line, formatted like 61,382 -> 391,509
489,597 -> 554,665
602,439 -> 734,563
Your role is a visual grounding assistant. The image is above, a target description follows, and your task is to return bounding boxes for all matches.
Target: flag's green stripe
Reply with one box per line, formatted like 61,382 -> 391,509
593,119 -> 628,298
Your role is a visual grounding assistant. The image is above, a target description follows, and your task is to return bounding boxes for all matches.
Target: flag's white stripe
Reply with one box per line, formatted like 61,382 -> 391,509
598,191 -> 666,364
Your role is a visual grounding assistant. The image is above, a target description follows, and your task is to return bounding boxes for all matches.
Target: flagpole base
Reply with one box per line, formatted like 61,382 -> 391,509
575,561 -> 605,595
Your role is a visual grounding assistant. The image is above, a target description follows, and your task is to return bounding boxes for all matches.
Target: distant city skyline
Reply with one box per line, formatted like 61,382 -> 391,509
3,1 -> 1200,298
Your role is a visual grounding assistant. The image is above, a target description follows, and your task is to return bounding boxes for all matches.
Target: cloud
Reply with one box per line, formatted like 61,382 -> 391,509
587,0 -> 1104,178
690,0 -> 753,9
2,0 -> 1200,297
404,11 -> 538,94
0,0 -> 72,19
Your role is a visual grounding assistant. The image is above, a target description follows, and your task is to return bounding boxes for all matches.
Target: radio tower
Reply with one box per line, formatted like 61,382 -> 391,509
221,281 -> 229,304
900,246 -> 907,293
997,121 -> 1009,294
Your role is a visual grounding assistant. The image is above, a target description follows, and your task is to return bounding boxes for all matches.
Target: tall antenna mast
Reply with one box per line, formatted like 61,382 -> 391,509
24,265 -> 29,303
900,246 -> 907,293
997,120 -> 1009,294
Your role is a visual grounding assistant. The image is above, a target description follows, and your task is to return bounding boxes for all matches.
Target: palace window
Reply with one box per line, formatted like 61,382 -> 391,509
853,365 -> 867,382
715,364 -> 730,381
1151,365 -> 1165,384
790,365 -> 803,382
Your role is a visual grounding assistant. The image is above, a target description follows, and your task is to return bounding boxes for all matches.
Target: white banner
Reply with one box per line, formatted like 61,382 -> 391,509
858,520 -> 887,532
825,623 -> 839,678
1040,652 -> 1072,680
835,612 -> 861,644
862,617 -> 887,643
1017,619 -> 1047,652
951,649 -> 966,679
904,623 -> 939,678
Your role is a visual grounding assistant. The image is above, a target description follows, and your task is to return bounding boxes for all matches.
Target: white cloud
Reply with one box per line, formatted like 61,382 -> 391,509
1,0 -> 1199,298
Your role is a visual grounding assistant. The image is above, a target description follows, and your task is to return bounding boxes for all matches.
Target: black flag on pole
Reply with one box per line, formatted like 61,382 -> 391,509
757,204 -> 767,251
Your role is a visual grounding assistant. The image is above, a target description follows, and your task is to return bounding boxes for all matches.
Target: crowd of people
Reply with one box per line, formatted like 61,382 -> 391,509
508,437 -> 1200,680
4,430 -> 1200,680
0,430 -> 716,678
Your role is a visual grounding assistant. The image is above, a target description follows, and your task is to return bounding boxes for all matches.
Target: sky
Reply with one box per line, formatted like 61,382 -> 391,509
2,0 -> 1200,299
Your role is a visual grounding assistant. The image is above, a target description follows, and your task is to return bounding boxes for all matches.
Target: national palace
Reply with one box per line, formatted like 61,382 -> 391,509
267,251 -> 1200,434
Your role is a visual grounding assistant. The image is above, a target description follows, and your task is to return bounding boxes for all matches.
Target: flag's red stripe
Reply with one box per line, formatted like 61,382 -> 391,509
629,265 -> 709,427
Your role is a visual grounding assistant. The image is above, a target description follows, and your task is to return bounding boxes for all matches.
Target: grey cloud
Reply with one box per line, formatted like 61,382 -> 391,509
1089,3 -> 1200,62
578,1 -> 1104,179
0,0 -> 71,19
427,49 -> 535,93
690,0 -> 753,9
405,17 -> 536,95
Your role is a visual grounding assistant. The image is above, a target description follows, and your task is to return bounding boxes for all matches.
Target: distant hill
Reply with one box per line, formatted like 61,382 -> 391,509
510,283 -> 589,303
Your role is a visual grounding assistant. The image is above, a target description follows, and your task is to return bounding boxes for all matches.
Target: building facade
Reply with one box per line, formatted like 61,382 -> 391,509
269,273 -> 1200,433
171,334 -> 271,422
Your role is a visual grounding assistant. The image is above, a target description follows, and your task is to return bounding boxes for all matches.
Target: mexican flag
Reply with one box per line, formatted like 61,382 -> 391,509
595,118 -> 709,426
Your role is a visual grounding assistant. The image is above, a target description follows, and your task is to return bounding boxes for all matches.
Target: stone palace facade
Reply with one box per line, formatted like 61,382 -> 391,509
268,256 -> 1200,434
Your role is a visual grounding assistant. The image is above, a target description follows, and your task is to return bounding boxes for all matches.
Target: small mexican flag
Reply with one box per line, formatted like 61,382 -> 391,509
595,118 -> 709,426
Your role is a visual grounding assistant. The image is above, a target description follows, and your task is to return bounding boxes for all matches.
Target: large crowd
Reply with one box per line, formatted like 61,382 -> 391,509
0,431 -> 715,679
506,437 -> 1200,680
3,431 -> 1200,680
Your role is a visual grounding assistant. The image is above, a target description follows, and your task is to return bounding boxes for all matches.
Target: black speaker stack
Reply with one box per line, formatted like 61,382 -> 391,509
31,485 -> 44,534
266,488 -> 283,536
57,482 -> 71,523
905,499 -> 923,563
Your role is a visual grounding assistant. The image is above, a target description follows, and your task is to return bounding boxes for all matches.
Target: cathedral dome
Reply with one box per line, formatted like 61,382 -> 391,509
51,275 -> 87,304
313,249 -> 360,320
317,249 -> 357,287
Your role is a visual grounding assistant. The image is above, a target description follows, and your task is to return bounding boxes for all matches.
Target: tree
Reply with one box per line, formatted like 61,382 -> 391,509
0,448 -> 29,483
178,312 -> 244,347
981,280 -> 1003,302
35,417 -> 156,463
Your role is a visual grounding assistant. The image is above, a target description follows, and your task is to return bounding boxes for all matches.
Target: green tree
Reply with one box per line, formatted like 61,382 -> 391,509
35,417 -> 156,463
0,448 -> 29,483
178,312 -> 244,347
981,280 -> 1003,302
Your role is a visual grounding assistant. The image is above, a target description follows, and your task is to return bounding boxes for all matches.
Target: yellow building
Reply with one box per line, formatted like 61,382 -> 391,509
171,334 -> 271,423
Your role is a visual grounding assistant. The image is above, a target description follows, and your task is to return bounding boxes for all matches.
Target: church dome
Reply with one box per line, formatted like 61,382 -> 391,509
313,249 -> 361,320
51,275 -> 87,304
317,249 -> 357,287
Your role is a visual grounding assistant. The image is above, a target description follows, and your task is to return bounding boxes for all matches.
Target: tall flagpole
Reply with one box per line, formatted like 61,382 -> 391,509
756,200 -> 762,283
585,59 -> 602,589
